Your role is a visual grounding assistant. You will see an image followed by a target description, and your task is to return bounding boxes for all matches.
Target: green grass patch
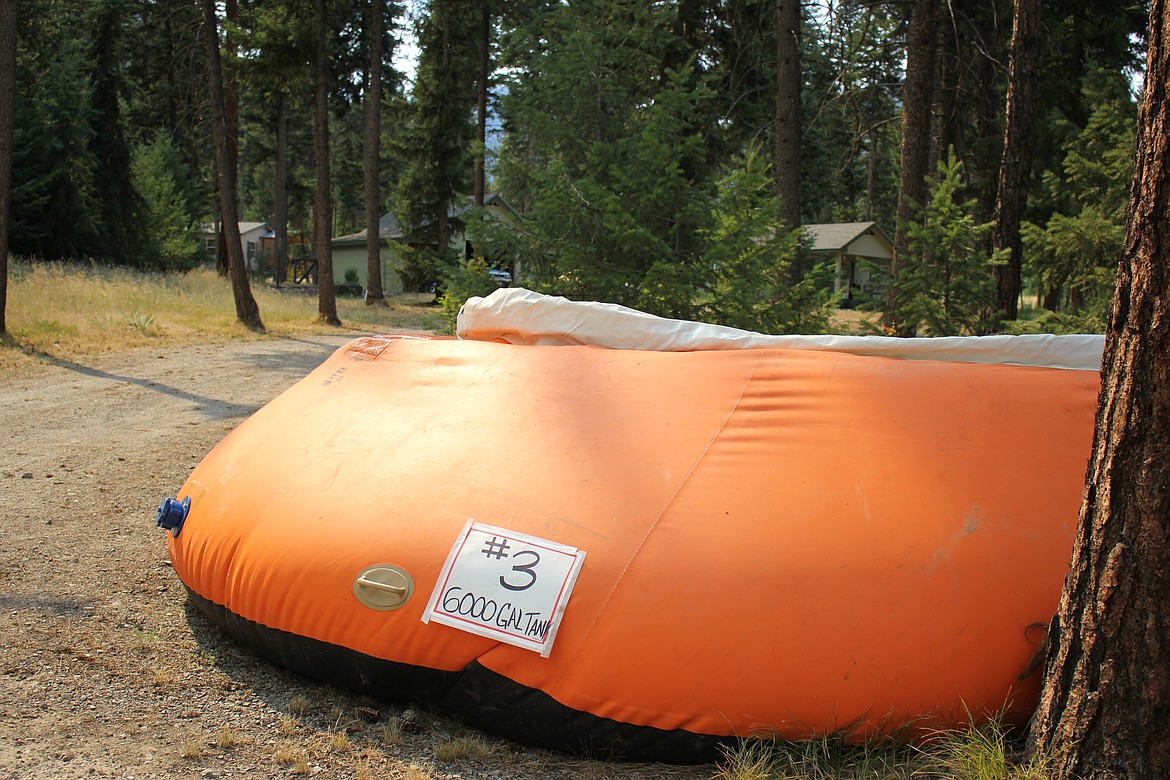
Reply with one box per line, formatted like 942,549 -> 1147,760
713,719 -> 1057,780
716,735 -> 921,780
1,262 -> 442,376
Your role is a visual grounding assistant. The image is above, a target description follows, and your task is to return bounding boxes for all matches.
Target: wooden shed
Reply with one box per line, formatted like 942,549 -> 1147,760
805,222 -> 892,303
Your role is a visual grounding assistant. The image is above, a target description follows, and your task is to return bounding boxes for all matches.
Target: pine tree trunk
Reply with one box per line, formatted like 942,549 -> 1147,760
199,0 -> 263,332
364,0 -> 386,305
936,37 -> 958,167
437,207 -> 449,253
885,0 -> 939,336
1028,3 -> 1170,776
0,0 -> 18,336
314,0 -> 339,326
214,0 -> 240,277
992,0 -> 1042,322
774,0 -> 801,231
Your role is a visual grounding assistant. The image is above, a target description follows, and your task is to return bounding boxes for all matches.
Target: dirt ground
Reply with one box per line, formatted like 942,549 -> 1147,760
0,334 -> 713,780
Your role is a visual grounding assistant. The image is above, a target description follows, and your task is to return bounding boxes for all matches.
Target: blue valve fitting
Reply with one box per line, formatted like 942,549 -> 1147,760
155,496 -> 191,538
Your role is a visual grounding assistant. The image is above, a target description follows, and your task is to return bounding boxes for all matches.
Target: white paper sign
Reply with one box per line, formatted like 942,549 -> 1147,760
422,520 -> 587,657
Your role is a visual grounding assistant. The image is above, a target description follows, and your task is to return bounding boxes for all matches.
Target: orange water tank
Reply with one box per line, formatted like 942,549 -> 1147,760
159,327 -> 1098,761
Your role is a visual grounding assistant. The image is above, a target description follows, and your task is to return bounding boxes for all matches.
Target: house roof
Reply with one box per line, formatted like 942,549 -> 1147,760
332,213 -> 405,246
197,221 -> 273,238
332,194 -> 522,246
805,222 -> 892,258
451,193 -> 524,225
239,222 -> 272,235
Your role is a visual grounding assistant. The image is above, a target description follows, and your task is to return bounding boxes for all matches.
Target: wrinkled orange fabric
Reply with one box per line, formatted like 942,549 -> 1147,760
169,334 -> 1097,740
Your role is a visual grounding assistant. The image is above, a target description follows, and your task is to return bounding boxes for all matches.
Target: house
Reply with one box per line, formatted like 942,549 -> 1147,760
330,194 -> 523,294
804,221 -> 893,303
197,222 -> 276,274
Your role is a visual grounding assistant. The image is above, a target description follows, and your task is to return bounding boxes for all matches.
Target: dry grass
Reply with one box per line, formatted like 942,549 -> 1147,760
287,694 -> 313,717
1,262 -> 441,376
432,733 -> 495,763
216,726 -> 244,749
380,717 -> 404,746
272,743 -> 303,765
828,306 -> 884,334
180,734 -> 204,759
401,763 -> 436,780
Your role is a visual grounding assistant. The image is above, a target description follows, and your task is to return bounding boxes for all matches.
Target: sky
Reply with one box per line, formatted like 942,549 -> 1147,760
391,1 -> 421,87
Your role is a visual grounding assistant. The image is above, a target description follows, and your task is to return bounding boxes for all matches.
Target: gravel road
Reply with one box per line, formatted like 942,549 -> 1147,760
0,334 -> 711,780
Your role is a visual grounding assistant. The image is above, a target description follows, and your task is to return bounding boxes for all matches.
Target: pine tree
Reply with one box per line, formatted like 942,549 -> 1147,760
392,0 -> 479,291
494,0 -> 711,312
132,132 -> 203,270
803,2 -> 902,223
885,0 -> 940,336
87,0 -> 150,265
1022,66 -> 1136,326
888,151 -> 1003,336
200,0 -> 264,332
992,0 -> 1043,322
700,146 -> 825,333
312,0 -> 340,325
238,0 -> 318,286
774,0 -> 801,230
364,0 -> 390,305
9,15 -> 99,261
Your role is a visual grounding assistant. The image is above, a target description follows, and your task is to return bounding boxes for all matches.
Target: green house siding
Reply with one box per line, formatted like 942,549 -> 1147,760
330,195 -> 523,294
331,241 -> 405,294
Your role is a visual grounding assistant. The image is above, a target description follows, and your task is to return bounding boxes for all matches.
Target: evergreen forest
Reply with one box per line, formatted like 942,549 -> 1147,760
0,0 -> 1151,336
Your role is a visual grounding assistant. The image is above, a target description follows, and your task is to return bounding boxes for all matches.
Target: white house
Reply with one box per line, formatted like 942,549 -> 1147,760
804,221 -> 893,302
197,222 -> 275,274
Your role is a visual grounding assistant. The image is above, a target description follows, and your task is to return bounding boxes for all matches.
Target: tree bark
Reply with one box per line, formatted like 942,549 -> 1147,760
884,0 -> 939,336
935,29 -> 959,173
992,0 -> 1042,322
0,0 -> 18,336
1029,2 -> 1170,776
774,0 -> 801,231
314,0 -> 339,325
199,0 -> 263,332
364,0 -> 386,305
215,0 -> 241,278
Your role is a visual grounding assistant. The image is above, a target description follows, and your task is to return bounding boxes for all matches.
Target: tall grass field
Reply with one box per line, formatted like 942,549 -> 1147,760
1,263 -> 442,376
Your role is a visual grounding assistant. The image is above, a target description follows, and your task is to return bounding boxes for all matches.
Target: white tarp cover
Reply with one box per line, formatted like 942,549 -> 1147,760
457,287 -> 1105,371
